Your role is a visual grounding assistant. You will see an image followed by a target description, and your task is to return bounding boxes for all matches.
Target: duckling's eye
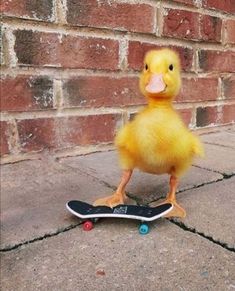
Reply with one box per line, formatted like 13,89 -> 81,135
169,64 -> 173,71
145,64 -> 148,71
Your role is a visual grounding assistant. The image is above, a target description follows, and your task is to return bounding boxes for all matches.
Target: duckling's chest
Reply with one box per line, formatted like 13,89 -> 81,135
133,108 -> 178,143
130,109 -> 181,169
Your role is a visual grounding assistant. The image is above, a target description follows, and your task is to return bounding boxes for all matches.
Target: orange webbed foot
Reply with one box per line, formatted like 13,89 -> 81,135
93,192 -> 128,208
163,199 -> 186,218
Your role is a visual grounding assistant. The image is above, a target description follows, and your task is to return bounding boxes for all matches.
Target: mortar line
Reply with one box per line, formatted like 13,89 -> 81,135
1,66 -> 233,78
162,0 -> 235,19
2,17 -> 235,52
1,100 -> 235,122
2,0 -> 235,24
1,124 -> 234,164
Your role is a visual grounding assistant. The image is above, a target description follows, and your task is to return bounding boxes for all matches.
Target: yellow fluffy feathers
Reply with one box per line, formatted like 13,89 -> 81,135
115,48 -> 204,178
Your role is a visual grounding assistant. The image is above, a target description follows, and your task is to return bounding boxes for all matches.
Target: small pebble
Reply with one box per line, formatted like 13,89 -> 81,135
96,269 -> 106,276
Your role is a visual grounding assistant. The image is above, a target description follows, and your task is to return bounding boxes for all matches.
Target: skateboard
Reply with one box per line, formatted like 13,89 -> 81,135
66,200 -> 173,235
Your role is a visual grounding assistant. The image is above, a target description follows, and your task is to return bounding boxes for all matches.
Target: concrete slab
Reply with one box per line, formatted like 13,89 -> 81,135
1,159 -> 112,250
60,151 -> 223,203
201,131 -> 235,148
1,221 -> 234,291
194,144 -> 235,175
174,177 -> 235,249
227,127 -> 235,133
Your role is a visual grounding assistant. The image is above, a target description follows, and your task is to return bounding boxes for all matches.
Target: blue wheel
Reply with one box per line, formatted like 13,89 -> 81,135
139,223 -> 149,235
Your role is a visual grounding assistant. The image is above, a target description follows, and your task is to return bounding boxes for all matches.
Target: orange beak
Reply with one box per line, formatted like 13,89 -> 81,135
145,74 -> 166,94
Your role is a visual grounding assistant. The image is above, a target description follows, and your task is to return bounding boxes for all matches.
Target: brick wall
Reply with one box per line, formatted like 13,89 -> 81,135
1,0 -> 235,163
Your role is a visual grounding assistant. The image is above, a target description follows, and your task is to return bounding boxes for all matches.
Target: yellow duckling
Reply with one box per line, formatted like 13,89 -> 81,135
94,48 -> 204,218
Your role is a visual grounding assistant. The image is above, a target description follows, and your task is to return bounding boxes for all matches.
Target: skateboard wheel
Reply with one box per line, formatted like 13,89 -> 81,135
83,221 -> 93,231
139,223 -> 149,235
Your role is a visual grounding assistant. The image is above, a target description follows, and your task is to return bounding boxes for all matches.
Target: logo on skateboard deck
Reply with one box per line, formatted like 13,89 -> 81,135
113,206 -> 128,214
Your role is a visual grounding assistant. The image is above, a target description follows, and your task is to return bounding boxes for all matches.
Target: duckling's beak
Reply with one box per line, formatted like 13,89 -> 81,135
145,74 -> 166,94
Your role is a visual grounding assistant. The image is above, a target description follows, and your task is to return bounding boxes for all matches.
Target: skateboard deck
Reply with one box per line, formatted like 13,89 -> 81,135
66,200 -> 173,234
67,200 -> 173,221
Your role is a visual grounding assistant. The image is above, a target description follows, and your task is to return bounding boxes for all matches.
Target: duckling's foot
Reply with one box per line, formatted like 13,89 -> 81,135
163,199 -> 186,218
93,192 -> 128,208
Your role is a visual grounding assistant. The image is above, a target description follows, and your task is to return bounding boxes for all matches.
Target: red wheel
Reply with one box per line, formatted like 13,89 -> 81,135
83,220 -> 93,231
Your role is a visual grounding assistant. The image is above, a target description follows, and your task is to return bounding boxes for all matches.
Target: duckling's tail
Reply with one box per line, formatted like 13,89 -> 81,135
192,135 -> 204,158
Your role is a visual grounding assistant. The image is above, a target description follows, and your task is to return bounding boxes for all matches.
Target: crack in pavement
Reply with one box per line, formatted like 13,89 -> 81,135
203,141 -> 235,150
192,164 -> 235,178
0,222 -> 81,253
170,219 -> 235,253
59,161 -> 228,205
129,173 -> 233,205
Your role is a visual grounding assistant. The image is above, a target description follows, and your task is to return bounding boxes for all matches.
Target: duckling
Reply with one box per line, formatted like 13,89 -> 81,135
94,48 -> 204,218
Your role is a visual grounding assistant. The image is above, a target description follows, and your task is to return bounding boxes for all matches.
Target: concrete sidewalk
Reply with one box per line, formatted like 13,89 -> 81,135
1,128 -> 235,290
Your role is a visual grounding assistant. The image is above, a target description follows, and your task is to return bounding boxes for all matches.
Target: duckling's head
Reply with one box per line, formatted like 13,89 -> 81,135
139,48 -> 181,102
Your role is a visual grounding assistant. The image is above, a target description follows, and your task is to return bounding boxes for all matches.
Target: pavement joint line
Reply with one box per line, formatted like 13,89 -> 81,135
169,219 -> 235,253
57,159 -> 118,191
203,142 -> 235,150
59,159 -> 230,203
222,173 -> 235,179
0,222 -> 81,253
192,164 -> 235,177
61,162 -> 233,211
58,154 -> 234,181
127,174 -> 228,205
176,174 -> 230,192
59,159 -> 234,208
148,173 -> 234,206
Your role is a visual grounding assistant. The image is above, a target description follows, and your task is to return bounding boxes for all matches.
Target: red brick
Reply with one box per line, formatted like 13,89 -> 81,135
196,106 -> 218,127
199,50 -> 235,72
221,104 -> 235,124
163,9 -> 222,42
14,30 -> 119,70
17,118 -> 56,152
0,0 -> 53,21
224,19 -> 235,44
62,76 -> 144,108
200,15 -> 222,42
128,41 -> 160,71
196,104 -> 235,125
202,0 -> 235,14
128,41 -> 193,72
223,75 -> 235,99
0,75 -> 53,112
57,114 -> 121,146
177,77 -> 218,102
66,0 -> 155,34
178,108 -> 193,126
17,114 -> 121,152
172,0 -> 198,6
163,9 -> 199,40
0,121 -> 10,156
